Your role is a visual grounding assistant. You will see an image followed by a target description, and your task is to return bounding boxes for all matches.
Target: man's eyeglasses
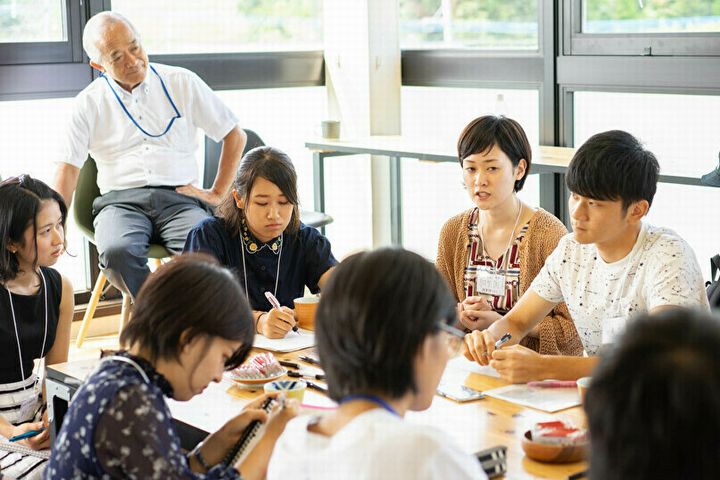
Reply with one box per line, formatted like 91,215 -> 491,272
437,322 -> 466,357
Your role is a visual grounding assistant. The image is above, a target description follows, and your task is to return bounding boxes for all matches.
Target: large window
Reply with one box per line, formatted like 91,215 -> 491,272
400,86 -> 540,259
0,97 -> 90,292
574,91 -> 720,178
0,0 -> 79,64
574,90 -> 720,280
565,0 -> 720,55
0,0 -> 67,43
399,0 -> 539,50
112,0 -> 323,54
582,0 -> 720,34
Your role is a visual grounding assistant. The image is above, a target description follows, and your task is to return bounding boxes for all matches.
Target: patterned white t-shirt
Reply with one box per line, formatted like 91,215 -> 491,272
530,222 -> 709,354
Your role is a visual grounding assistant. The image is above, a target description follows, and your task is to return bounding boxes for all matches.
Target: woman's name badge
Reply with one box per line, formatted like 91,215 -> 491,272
475,269 -> 506,297
17,390 -> 40,422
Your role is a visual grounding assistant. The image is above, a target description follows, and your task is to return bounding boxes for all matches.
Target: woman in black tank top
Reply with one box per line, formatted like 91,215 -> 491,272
0,175 -> 74,451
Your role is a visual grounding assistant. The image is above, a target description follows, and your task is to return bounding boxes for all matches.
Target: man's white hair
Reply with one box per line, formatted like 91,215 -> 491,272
82,12 -> 141,64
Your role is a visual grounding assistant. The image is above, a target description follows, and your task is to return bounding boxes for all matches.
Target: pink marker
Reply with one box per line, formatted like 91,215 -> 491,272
527,380 -> 577,388
265,291 -> 299,332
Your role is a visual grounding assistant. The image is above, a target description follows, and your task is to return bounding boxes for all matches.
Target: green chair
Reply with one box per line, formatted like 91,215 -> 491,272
73,157 -> 170,347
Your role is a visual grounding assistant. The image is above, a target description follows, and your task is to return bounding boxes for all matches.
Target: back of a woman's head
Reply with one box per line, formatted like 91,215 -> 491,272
120,254 -> 255,369
586,309 -> 720,479
316,247 -> 456,402
0,175 -> 68,282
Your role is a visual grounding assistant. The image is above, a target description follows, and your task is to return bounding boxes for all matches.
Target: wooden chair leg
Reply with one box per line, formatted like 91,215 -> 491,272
76,271 -> 107,348
119,294 -> 132,335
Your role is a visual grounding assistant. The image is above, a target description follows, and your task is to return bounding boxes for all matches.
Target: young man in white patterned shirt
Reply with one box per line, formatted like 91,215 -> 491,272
463,130 -> 710,383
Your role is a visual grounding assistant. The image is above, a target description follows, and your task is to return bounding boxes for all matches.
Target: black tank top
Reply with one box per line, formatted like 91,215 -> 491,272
0,267 -> 62,383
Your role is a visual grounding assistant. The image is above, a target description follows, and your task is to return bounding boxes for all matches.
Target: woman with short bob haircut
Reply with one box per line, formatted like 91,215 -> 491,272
46,254 -> 295,480
436,115 -> 582,356
185,146 -> 337,339
267,248 -> 486,479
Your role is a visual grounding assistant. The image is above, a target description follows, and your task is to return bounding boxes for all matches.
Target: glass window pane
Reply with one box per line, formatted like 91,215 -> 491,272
582,0 -> 720,34
574,90 -> 720,281
0,98 -> 90,292
112,0 -> 323,54
0,0 -> 67,43
644,183 -> 718,281
574,91 -> 720,178
400,0 -> 538,50
401,86 -> 540,259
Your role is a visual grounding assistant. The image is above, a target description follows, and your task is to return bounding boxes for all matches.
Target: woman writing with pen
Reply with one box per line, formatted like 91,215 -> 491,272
45,255 -> 297,479
267,248 -> 486,479
185,146 -> 337,338
0,176 -> 74,451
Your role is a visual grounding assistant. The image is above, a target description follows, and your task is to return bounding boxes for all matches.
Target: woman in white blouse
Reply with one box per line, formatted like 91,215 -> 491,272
267,248 -> 487,480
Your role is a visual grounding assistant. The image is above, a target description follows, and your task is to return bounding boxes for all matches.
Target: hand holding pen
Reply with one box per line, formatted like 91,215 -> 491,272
260,291 -> 298,338
463,330 -> 512,367
8,422 -> 49,450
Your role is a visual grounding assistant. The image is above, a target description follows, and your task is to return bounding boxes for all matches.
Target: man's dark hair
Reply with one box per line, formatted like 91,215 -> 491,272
316,247 -> 457,402
216,146 -> 301,238
120,254 -> 254,370
457,115 -> 532,192
0,175 -> 68,282
586,308 -> 720,480
566,130 -> 659,210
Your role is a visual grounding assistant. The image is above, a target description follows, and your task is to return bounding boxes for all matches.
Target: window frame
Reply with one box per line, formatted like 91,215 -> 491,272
563,0 -> 720,56
0,0 -> 84,64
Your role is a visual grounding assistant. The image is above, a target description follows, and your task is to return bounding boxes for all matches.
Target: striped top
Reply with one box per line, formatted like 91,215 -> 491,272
464,208 -> 529,313
0,267 -> 61,424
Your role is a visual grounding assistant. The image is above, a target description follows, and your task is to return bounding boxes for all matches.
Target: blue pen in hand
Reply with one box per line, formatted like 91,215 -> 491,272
9,427 -> 46,443
265,291 -> 299,333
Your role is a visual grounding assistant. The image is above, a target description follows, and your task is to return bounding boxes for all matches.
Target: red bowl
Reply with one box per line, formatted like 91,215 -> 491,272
521,430 -> 588,463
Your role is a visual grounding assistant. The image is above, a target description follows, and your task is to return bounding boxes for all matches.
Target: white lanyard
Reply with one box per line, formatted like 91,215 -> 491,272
101,355 -> 151,384
5,270 -> 48,391
476,200 -> 522,304
478,199 -> 522,276
241,233 -> 283,305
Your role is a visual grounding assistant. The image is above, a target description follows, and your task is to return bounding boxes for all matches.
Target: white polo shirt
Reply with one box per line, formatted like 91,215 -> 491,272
61,63 -> 238,195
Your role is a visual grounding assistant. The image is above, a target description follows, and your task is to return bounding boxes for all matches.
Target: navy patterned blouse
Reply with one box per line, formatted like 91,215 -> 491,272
184,217 -> 337,312
44,352 -> 242,479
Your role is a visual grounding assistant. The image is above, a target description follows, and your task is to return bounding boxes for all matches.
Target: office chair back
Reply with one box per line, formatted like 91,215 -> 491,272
203,128 -> 264,189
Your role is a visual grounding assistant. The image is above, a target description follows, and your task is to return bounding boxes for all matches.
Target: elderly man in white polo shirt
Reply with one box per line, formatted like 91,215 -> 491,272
54,11 -> 246,298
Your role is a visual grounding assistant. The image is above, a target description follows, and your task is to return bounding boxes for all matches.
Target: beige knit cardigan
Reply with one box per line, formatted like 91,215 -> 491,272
436,207 -> 583,356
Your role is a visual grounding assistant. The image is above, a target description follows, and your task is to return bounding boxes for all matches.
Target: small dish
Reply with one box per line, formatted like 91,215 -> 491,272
521,430 -> 588,463
264,379 -> 307,402
227,368 -> 287,385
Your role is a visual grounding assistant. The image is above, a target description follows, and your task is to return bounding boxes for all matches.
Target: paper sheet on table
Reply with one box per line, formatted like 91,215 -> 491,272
483,384 -> 580,412
438,356 -> 499,395
441,356 -> 501,385
252,328 -> 315,352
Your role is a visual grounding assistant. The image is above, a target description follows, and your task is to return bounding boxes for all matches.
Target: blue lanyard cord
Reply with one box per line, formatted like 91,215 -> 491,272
100,64 -> 182,138
339,394 -> 400,417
